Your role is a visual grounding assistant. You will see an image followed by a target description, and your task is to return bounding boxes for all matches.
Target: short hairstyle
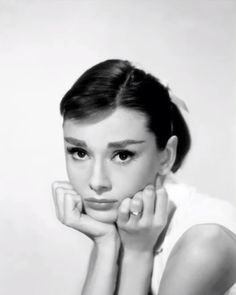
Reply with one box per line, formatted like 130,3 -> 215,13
60,59 -> 191,172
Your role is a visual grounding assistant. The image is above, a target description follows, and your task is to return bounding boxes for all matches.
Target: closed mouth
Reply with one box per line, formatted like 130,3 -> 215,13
84,198 -> 117,203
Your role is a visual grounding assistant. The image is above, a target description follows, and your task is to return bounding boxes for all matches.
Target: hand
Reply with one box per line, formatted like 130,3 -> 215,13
116,177 -> 171,253
52,181 -> 119,245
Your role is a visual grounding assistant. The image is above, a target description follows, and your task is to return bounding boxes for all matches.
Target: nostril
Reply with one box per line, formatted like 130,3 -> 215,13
89,183 -> 111,195
89,164 -> 112,193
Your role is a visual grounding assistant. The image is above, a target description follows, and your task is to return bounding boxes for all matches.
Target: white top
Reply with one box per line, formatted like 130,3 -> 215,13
151,178 -> 236,295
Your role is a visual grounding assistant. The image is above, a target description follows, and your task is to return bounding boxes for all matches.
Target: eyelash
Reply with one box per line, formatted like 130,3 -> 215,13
112,150 -> 136,164
66,147 -> 136,164
66,147 -> 88,160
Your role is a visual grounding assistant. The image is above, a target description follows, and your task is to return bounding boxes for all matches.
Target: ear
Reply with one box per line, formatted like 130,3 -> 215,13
158,136 -> 178,175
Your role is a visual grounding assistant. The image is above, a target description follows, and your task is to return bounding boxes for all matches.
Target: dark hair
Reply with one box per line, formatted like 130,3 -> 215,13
60,59 -> 191,172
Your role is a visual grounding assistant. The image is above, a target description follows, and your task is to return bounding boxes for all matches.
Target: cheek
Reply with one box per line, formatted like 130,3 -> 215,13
65,155 -> 160,201
132,160 -> 159,187
66,160 -> 89,194
114,158 -> 159,199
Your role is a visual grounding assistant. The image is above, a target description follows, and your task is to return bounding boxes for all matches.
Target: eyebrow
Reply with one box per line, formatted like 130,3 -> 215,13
108,140 -> 146,148
64,137 -> 146,148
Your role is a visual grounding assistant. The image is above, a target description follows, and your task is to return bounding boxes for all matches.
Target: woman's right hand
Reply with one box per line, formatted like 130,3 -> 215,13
51,181 -> 119,245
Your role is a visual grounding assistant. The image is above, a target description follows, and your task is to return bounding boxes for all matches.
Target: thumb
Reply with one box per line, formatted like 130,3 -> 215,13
64,193 -> 83,224
63,193 -> 106,238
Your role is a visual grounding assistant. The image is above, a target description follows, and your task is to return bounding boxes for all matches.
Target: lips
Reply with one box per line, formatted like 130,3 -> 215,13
84,197 -> 118,211
85,197 -> 117,203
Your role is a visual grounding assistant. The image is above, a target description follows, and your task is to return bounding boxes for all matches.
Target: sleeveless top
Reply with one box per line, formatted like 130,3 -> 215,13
151,179 -> 236,295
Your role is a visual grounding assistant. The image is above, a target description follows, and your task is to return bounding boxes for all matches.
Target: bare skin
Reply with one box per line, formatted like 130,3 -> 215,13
52,180 -> 236,295
52,175 -> 172,295
52,108 -> 236,294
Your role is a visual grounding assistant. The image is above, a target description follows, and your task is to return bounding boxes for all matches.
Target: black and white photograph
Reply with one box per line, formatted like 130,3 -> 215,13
0,1 -> 236,294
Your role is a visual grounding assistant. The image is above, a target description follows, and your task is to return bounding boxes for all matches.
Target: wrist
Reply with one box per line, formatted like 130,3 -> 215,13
118,248 -> 154,294
122,248 -> 154,264
123,247 -> 154,257
95,234 -> 121,254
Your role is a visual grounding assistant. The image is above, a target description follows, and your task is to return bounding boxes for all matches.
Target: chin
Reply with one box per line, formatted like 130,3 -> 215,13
85,207 -> 118,224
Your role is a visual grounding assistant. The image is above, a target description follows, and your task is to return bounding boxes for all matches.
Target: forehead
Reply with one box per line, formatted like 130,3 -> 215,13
63,108 -> 153,146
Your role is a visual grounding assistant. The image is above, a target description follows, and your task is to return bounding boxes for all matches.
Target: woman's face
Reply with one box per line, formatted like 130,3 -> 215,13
63,107 -> 165,223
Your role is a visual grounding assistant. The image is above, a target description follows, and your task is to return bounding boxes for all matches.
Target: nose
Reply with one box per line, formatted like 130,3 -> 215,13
89,160 -> 112,195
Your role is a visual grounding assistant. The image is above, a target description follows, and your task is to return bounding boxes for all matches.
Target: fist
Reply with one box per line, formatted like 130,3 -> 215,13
51,181 -> 118,243
116,179 -> 171,253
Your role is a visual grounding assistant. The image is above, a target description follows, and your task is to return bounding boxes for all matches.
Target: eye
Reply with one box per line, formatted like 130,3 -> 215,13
66,147 -> 89,161
113,150 -> 136,164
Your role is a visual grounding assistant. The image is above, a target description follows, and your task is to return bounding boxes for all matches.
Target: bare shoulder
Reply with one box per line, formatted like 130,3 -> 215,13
158,224 -> 236,295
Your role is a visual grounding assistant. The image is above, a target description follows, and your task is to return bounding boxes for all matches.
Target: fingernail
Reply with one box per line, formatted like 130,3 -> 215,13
133,199 -> 140,206
156,187 -> 165,194
146,185 -> 154,191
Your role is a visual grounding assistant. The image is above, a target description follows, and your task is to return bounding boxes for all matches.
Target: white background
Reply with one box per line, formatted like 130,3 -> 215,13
0,1 -> 235,294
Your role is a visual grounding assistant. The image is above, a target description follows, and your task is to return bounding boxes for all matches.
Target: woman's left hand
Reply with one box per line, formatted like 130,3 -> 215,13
116,177 -> 170,253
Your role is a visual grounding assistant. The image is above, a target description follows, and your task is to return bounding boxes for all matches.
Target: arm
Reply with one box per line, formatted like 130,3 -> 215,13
158,224 -> 236,295
52,181 -> 121,295
117,249 -> 154,295
116,182 -> 173,295
82,237 -> 120,295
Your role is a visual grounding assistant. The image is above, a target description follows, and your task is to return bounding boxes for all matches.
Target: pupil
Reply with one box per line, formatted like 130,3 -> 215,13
77,151 -> 85,158
120,153 -> 128,160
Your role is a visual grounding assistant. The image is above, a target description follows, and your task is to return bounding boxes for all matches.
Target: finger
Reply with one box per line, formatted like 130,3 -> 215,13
64,193 -> 82,228
52,181 -> 76,209
117,198 -> 131,225
63,194 -> 104,237
52,181 -> 74,194
141,185 -> 156,222
51,181 -> 59,208
128,192 -> 143,225
55,187 -> 65,222
154,187 -> 169,226
54,187 -> 77,222
155,175 -> 162,190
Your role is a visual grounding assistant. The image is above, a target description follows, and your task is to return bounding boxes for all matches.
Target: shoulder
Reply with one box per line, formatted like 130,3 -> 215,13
175,224 -> 236,265
159,224 -> 236,295
166,181 -> 236,240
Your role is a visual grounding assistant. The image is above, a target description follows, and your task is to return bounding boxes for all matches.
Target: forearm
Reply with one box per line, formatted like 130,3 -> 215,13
117,250 -> 154,295
82,240 -> 120,295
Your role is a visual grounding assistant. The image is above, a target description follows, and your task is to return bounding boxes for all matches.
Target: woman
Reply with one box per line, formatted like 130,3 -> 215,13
52,59 -> 236,295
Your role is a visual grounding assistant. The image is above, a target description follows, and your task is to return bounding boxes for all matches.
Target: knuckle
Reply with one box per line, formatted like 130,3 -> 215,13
51,183 -> 59,197
119,208 -> 128,215
158,187 -> 168,199
139,221 -> 151,229
145,185 -> 155,193
133,191 -> 142,200
52,181 -> 59,191
55,186 -> 64,196
143,189 -> 155,200
73,194 -> 81,203
64,192 -> 71,199
131,200 -> 141,209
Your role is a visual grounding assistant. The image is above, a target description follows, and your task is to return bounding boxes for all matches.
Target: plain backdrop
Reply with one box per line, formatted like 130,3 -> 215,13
0,1 -> 235,294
